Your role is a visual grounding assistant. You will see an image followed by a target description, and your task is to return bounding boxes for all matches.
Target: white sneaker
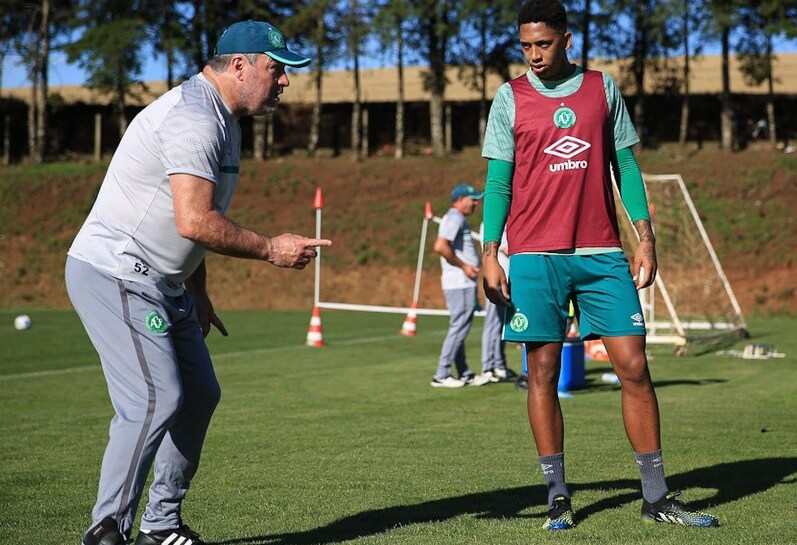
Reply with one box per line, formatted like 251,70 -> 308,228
482,369 -> 501,382
469,373 -> 494,386
492,368 -> 508,380
431,376 -> 466,388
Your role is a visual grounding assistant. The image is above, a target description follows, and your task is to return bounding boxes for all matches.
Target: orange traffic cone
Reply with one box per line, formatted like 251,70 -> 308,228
306,306 -> 324,347
585,339 -> 609,361
400,301 -> 418,336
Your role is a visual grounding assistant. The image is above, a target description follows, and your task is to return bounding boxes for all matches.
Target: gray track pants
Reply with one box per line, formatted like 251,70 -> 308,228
435,286 -> 476,379
481,299 -> 507,372
66,257 -> 220,537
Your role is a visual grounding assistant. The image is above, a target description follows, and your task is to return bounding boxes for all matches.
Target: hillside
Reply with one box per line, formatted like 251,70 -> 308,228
1,145 -> 795,316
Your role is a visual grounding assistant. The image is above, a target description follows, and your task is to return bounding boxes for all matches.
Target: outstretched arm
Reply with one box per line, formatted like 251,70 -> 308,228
170,174 -> 331,269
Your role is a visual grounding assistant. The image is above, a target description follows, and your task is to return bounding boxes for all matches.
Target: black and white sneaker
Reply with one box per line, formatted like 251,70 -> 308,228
134,525 -> 204,545
82,517 -> 125,545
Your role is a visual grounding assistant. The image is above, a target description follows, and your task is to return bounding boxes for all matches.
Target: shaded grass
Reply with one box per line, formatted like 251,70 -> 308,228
1,310 -> 796,544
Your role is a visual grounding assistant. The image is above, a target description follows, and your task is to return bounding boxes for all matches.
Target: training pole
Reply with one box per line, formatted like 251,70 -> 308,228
313,187 -> 323,307
412,201 -> 433,304
306,187 -> 325,347
400,201 -> 433,336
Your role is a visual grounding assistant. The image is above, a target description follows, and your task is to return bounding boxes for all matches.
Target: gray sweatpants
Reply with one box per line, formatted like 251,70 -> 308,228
65,257 -> 220,538
435,286 -> 476,379
481,299 -> 507,372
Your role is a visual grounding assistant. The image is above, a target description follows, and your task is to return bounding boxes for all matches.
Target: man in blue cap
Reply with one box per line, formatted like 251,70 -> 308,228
71,20 -> 329,545
430,183 -> 491,388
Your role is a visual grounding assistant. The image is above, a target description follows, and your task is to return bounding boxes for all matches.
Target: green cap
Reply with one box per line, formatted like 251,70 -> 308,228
215,20 -> 311,68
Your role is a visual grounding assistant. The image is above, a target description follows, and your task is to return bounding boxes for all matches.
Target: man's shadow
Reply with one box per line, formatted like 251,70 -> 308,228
214,457 -> 797,545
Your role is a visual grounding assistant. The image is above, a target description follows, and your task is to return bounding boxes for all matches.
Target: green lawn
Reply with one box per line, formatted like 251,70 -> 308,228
1,309 -> 795,545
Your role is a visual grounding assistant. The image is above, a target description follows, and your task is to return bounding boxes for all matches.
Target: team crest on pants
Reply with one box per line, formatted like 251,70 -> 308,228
146,311 -> 168,333
510,311 -> 529,332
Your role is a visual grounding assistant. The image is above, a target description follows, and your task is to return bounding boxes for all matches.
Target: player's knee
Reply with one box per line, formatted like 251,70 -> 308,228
529,357 -> 561,387
614,354 -> 650,385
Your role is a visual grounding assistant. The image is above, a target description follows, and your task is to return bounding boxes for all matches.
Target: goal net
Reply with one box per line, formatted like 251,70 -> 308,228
617,173 -> 748,355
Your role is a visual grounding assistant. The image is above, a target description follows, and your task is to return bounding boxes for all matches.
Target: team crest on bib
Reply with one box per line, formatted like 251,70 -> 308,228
509,311 -> 529,333
553,107 -> 576,129
145,311 -> 168,333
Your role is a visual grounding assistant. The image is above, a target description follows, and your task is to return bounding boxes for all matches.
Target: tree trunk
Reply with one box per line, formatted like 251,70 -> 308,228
632,1 -> 648,146
351,50 -> 361,161
394,23 -> 405,159
478,11 -> 487,148
35,0 -> 50,162
444,103 -> 452,154
26,15 -> 39,161
191,0 -> 205,72
308,63 -> 322,156
308,13 -> 324,156
94,112 -> 102,161
430,94 -> 445,157
720,27 -> 733,151
581,0 -> 591,70
116,62 -> 128,137
677,1 -> 690,157
361,106 -> 368,157
765,37 -> 777,150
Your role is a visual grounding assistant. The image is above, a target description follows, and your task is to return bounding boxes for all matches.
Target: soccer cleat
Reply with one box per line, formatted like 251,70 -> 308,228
430,376 -> 466,388
82,517 -> 125,545
641,491 -> 719,527
515,374 -> 529,390
134,525 -> 204,545
543,495 -> 576,530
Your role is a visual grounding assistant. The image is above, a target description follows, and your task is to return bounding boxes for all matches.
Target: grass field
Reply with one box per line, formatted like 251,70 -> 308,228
1,309 -> 796,545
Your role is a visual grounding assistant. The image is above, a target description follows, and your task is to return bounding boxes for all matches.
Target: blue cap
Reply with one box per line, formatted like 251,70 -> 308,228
215,20 -> 311,68
450,183 -> 484,201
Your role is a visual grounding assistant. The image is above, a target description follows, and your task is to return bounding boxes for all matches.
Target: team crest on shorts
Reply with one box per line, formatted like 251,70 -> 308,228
145,311 -> 168,333
509,311 -> 529,332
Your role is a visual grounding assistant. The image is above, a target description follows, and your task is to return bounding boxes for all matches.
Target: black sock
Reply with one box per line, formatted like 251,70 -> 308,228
539,452 -> 570,506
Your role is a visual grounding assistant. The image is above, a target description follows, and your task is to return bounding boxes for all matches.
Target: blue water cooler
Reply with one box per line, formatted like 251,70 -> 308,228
521,339 -> 586,393
558,340 -> 585,392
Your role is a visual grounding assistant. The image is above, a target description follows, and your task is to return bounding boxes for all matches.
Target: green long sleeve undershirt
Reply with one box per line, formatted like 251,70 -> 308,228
482,147 -> 650,244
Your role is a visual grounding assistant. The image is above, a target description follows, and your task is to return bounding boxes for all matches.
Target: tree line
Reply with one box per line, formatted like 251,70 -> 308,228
2,0 -> 796,163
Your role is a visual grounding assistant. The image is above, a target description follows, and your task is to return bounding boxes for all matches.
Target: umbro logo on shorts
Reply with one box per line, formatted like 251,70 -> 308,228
631,313 -> 645,327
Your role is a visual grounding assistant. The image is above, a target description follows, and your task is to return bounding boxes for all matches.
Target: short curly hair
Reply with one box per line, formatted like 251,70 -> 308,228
517,0 -> 568,32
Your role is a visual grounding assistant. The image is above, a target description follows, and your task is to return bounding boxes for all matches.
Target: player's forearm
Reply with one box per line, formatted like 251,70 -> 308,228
634,219 -> 656,244
437,246 -> 465,268
178,210 -> 273,261
482,241 -> 501,260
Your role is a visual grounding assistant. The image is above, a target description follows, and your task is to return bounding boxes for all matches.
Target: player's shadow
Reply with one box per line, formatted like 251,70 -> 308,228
213,457 -> 797,545
580,365 -> 726,392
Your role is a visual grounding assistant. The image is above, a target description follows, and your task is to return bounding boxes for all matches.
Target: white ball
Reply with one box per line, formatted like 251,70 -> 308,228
14,314 -> 32,331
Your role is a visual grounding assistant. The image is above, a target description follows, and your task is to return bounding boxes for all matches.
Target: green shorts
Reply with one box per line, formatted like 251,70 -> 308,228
503,252 -> 645,342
